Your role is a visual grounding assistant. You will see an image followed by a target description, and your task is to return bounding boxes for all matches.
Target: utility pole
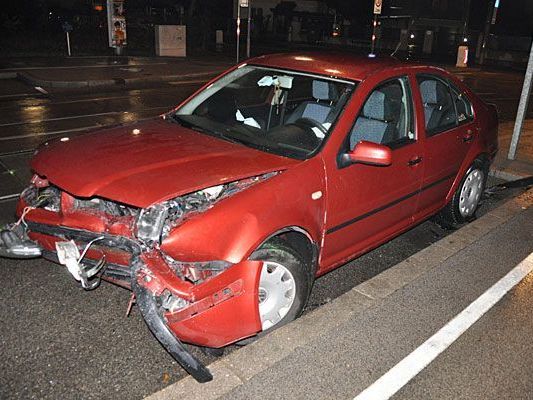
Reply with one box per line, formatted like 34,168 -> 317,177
246,1 -> 251,58
479,0 -> 496,65
370,0 -> 382,56
508,40 -> 533,160
462,0 -> 471,40
236,4 -> 241,63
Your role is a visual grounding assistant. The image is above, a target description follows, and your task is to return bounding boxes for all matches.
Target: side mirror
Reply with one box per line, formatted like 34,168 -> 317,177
342,140 -> 392,167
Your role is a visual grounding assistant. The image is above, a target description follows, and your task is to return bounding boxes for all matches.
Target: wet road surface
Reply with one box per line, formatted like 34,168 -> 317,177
0,67 -> 531,399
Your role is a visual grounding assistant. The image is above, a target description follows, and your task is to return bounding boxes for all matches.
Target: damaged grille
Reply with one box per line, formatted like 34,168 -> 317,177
22,183 -> 139,218
73,197 -> 139,218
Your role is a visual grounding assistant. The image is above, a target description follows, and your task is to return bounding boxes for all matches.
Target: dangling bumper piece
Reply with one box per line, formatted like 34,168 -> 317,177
0,225 -> 42,259
130,258 -> 213,383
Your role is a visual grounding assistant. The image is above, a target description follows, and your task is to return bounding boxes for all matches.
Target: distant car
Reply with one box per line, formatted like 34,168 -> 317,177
0,53 -> 498,382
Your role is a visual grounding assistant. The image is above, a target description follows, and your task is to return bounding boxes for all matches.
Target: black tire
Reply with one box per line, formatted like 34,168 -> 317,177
437,159 -> 488,228
239,238 -> 312,342
200,346 -> 225,357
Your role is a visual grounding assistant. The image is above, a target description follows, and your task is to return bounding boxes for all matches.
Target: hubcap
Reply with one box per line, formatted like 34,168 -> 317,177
258,261 -> 296,331
459,168 -> 484,217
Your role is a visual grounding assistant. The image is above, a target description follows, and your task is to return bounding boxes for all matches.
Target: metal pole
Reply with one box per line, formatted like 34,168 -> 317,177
66,32 -> 71,56
479,0 -> 494,65
508,39 -> 533,160
246,2 -> 251,58
370,14 -> 377,56
462,0 -> 471,39
236,5 -> 241,64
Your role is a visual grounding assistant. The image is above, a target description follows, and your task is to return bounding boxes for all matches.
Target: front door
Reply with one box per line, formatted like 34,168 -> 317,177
321,75 -> 424,270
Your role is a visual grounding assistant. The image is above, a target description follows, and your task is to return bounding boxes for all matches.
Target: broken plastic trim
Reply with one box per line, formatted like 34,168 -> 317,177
0,225 -> 42,259
130,258 -> 213,383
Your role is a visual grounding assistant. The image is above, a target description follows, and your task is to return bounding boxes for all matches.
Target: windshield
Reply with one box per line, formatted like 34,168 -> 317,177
173,65 -> 355,159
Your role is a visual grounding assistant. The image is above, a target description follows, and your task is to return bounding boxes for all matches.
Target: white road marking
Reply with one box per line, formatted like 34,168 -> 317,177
354,252 -> 533,400
34,86 -> 48,95
0,125 -> 102,141
0,106 -> 168,128
4,63 -> 167,71
0,193 -> 21,202
0,93 -> 44,99
0,85 -> 205,109
0,111 -> 122,127
168,79 -> 209,85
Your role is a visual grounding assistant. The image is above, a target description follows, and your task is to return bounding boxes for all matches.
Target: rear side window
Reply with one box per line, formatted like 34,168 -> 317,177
417,75 -> 457,136
450,84 -> 474,124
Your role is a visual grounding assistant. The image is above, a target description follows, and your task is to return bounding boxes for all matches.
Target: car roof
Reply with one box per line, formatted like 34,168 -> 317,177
247,52 -> 406,82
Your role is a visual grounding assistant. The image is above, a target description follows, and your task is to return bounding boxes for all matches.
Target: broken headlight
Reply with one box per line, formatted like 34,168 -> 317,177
135,203 -> 169,242
135,172 -> 279,243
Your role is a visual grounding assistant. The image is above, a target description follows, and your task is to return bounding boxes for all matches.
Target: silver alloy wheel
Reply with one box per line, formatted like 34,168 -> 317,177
459,168 -> 484,217
258,261 -> 296,331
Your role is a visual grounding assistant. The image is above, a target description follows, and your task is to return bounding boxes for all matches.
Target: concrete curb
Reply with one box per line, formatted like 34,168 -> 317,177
489,167 -> 528,182
146,187 -> 533,400
16,70 -> 222,89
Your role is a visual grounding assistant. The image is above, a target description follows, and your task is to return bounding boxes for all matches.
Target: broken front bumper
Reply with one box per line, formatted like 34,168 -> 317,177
3,220 -> 263,382
0,225 -> 42,258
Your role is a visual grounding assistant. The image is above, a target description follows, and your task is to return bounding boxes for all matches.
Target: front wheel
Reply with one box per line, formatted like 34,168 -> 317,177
438,159 -> 488,227
251,239 -> 312,333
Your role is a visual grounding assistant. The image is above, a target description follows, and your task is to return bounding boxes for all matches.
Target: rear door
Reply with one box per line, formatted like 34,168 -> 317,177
321,75 -> 424,270
414,73 -> 476,217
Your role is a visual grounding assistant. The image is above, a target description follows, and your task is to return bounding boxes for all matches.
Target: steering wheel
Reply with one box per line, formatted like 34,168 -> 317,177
292,117 -> 328,137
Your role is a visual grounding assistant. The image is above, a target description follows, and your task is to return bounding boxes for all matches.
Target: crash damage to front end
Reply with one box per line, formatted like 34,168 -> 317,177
0,174 -> 266,383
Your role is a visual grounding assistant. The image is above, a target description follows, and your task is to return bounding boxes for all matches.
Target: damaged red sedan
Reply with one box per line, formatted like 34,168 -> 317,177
0,53 -> 498,382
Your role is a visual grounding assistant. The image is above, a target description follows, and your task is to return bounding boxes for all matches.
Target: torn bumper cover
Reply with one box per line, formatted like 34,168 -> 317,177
131,259 -> 213,382
128,255 -> 264,383
5,220 -> 264,382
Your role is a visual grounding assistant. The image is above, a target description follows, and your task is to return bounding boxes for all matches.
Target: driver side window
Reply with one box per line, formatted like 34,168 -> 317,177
349,77 -> 414,150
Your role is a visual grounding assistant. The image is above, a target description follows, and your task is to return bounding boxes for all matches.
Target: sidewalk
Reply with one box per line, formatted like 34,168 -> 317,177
147,187 -> 533,400
491,119 -> 533,180
1,54 -> 233,89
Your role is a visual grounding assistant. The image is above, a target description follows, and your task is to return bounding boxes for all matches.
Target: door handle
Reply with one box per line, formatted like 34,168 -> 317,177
462,130 -> 474,143
407,156 -> 423,166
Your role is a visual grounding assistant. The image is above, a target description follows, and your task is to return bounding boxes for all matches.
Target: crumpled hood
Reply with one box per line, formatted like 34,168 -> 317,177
31,118 -> 297,208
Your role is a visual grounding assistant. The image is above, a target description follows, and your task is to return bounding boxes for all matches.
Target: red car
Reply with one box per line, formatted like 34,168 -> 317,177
0,53 -> 498,382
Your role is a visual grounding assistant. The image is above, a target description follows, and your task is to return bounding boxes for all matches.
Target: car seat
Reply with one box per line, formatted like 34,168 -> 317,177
420,79 -> 456,132
286,80 -> 338,124
349,90 -> 389,149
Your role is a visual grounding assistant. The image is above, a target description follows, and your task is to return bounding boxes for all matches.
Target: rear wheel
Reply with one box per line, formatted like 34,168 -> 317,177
438,159 -> 488,227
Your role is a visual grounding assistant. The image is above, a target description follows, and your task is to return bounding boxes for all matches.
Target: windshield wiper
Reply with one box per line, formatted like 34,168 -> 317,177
171,114 -> 246,145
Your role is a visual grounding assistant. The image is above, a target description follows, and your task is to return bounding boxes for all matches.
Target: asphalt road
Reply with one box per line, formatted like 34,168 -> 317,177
0,68 -> 530,400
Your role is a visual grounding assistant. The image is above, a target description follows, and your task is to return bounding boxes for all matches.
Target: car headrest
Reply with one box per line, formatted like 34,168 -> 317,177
363,90 -> 385,121
313,80 -> 338,101
420,80 -> 437,104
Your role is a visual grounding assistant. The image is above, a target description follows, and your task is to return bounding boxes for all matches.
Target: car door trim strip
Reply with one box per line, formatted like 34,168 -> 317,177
326,172 -> 457,235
